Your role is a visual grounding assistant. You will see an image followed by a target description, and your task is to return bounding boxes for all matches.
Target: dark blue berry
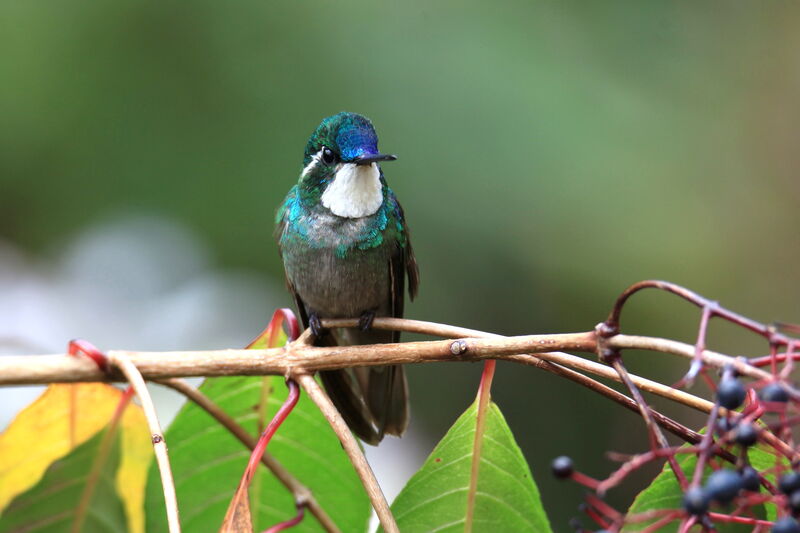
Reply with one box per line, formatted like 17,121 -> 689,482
552,456 -> 574,479
735,422 -> 758,447
740,466 -> 761,492
790,490 -> 800,514
717,377 -> 746,410
705,468 -> 742,504
761,383 -> 790,403
773,517 -> 800,533
683,486 -> 709,515
780,472 -> 800,494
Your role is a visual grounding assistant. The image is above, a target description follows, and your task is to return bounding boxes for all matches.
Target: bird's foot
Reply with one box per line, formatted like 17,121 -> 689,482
309,313 -> 323,337
358,310 -> 376,331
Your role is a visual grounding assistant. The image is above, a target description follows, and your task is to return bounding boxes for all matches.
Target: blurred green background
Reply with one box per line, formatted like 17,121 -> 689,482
2,0 -> 800,528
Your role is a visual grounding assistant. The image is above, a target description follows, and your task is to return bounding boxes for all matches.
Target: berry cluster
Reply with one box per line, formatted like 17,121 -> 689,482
551,281 -> 800,532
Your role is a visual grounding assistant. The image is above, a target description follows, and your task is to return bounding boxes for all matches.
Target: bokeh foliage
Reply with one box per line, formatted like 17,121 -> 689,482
2,0 -> 799,525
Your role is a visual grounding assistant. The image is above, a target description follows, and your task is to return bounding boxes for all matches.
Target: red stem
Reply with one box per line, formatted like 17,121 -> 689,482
570,471 -> 601,490
780,341 -> 798,379
690,402 -> 721,488
246,308 -> 300,349
68,338 -> 109,372
478,359 -> 496,397
586,493 -> 622,521
770,342 -> 779,377
270,308 -> 300,346
698,368 -> 717,393
640,511 -> 683,533
598,447 -> 701,494
263,504 -> 305,533
242,380 -> 301,486
464,359 -> 497,532
605,280 -> 791,345
677,515 -> 697,533
676,304 -> 715,387
583,504 -> 611,529
115,386 -> 136,417
751,349 -> 800,367
708,512 -> 774,527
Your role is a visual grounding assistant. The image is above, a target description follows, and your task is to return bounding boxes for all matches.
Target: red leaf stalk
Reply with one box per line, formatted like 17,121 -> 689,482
243,379 -> 301,486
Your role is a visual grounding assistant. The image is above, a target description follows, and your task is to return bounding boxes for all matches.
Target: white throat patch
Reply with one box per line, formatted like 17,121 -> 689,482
321,163 -> 383,218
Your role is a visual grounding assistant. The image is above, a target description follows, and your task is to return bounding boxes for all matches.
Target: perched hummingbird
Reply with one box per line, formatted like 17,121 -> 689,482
275,112 -> 419,445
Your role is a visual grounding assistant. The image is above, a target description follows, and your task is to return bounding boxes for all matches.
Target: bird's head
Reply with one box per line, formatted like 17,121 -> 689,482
297,112 -> 397,218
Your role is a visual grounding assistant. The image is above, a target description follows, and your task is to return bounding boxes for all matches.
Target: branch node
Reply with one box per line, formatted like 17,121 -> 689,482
595,321 -> 618,338
294,488 -> 312,507
450,339 -> 468,356
594,322 -> 621,365
598,348 -> 620,365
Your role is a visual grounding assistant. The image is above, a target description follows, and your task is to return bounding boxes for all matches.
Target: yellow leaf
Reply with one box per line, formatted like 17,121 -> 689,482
0,383 -> 125,512
117,400 -> 152,533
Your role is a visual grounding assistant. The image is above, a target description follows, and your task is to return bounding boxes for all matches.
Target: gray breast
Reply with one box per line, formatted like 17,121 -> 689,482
282,209 -> 393,319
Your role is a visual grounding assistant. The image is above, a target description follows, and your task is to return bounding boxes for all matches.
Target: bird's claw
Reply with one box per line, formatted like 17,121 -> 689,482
359,310 -> 376,331
309,314 -> 323,337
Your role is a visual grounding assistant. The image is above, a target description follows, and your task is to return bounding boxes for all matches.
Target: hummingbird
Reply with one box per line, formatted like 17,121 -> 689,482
275,112 -> 419,445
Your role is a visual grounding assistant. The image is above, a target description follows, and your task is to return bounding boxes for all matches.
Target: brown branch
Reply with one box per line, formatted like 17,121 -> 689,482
4,324 -> 772,386
1,316 -> 777,447
604,280 -> 781,341
607,334 -> 770,381
294,373 -> 398,533
507,352 -> 715,413
1,319 -> 765,383
610,355 -> 688,488
1,319 -> 748,418
155,378 -> 341,533
0,327 -> 596,384
528,359 -> 703,444
111,353 -> 181,533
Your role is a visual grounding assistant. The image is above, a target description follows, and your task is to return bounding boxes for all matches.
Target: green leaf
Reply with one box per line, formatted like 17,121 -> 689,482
0,427 -> 128,533
624,443 -> 771,532
747,444 -> 784,523
144,376 -> 370,532
388,399 -> 552,533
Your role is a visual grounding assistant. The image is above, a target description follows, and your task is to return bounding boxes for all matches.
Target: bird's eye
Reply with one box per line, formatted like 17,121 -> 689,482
321,147 -> 336,165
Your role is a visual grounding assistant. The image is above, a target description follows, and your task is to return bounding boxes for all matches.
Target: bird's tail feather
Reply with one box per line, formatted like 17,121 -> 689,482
316,328 -> 409,445
320,364 -> 409,445
319,369 -> 381,445
366,365 -> 409,439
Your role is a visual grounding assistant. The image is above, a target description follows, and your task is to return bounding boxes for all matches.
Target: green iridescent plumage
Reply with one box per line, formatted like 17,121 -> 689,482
276,183 -> 408,258
274,112 -> 419,444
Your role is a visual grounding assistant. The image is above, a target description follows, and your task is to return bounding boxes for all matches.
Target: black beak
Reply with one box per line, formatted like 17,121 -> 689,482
354,153 -> 398,165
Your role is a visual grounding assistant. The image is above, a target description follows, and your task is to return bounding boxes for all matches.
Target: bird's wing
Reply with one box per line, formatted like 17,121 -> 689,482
388,193 -> 420,342
375,193 -> 416,438
275,197 -> 311,328
405,238 -> 420,300
286,278 -> 310,329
